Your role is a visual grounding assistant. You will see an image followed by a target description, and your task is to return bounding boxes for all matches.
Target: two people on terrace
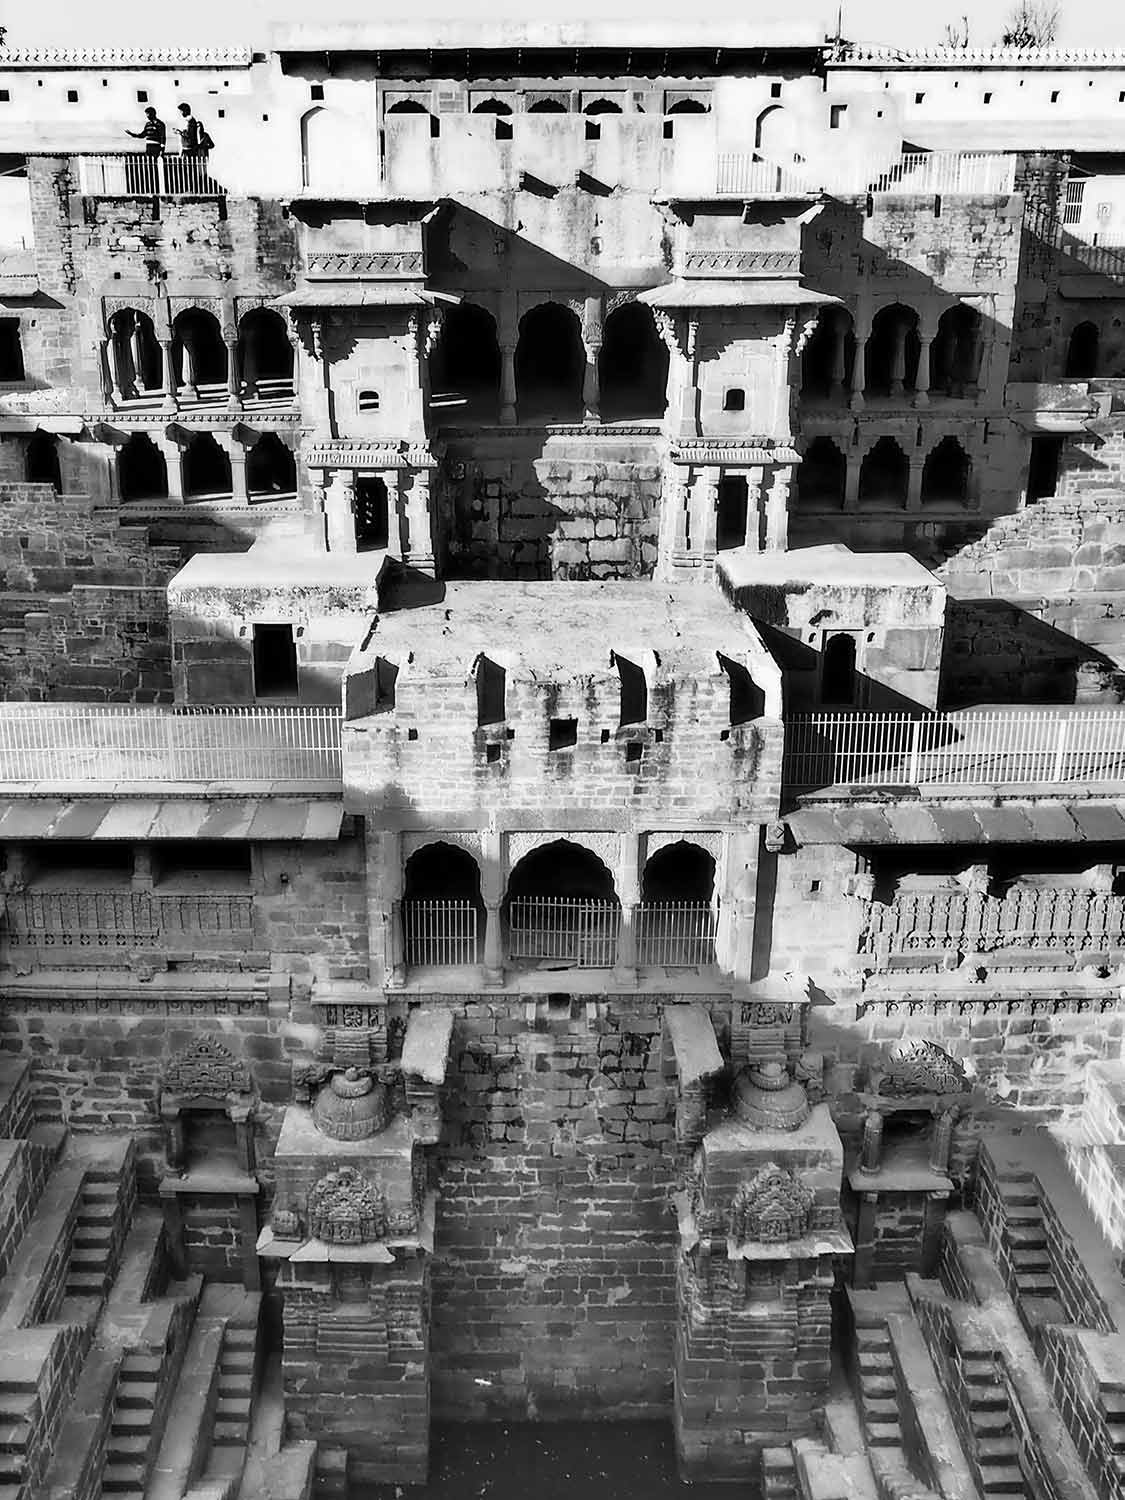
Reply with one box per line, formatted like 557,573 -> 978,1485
126,103 -> 213,156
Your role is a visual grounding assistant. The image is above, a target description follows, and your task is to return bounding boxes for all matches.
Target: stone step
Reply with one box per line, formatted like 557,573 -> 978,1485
109,1434 -> 149,1459
970,1409 -> 1012,1432
1015,1273 -> 1058,1294
862,1397 -> 901,1421
74,1224 -> 114,1248
979,1465 -> 1026,1493
999,1205 -> 1041,1223
66,1269 -> 107,1295
0,1422 -> 29,1452
1009,1248 -> 1051,1268
219,1350 -> 253,1374
1006,1224 -> 1049,1247
0,1394 -> 36,1423
977,1437 -> 1021,1460
111,1409 -> 153,1435
215,1396 -> 251,1421
123,1355 -> 163,1381
866,1421 -> 902,1446
116,1380 -> 158,1410
210,1420 -> 246,1446
862,1374 -> 898,1397
102,1460 -> 146,1490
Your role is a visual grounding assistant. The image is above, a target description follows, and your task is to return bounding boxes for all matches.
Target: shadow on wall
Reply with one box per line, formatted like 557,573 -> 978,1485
441,454 -> 564,581
754,623 -> 934,717
939,599 -> 1125,708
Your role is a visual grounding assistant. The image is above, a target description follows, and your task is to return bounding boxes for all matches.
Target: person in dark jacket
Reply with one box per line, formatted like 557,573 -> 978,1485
176,103 -> 214,156
126,107 -> 166,155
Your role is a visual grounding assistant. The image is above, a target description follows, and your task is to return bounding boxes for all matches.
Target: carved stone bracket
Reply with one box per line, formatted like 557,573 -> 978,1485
402,830 -> 483,862
645,830 -> 723,861
506,830 -> 619,877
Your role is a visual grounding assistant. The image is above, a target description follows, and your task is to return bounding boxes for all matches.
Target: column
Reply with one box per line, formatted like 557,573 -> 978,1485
499,342 -> 517,425
657,467 -> 692,579
693,469 -> 719,562
405,469 -> 436,575
481,826 -> 504,988
227,434 -> 248,503
849,309 -> 871,412
324,470 -> 357,553
103,337 -> 123,405
241,324 -> 259,400
159,340 -> 178,411
582,296 -> 602,424
180,337 -> 198,402
128,318 -> 146,398
224,325 -> 241,411
157,435 -> 184,502
745,464 -> 764,551
613,833 -> 639,988
680,318 -> 699,437
765,464 -> 791,551
843,454 -> 861,512
913,333 -> 933,408
381,831 -> 406,989
906,455 -> 923,511
722,831 -> 758,981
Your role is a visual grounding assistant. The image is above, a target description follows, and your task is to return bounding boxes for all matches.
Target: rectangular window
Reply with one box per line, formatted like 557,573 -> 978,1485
549,718 -> 578,750
66,89 -> 78,103
310,84 -> 324,100
136,90 -> 148,103
252,624 -> 298,698
829,104 -> 846,129
914,92 -> 925,104
1051,89 -> 1060,103
770,82 -> 782,98
0,92 -> 9,103
983,92 -> 993,104
1063,178 -> 1086,225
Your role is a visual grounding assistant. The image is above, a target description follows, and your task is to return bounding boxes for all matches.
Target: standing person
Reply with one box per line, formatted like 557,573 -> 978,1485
176,103 -> 214,156
124,106 -> 166,191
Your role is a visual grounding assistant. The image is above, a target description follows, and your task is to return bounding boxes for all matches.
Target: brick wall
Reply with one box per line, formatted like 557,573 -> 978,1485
180,1195 -> 245,1280
429,997 -> 680,1420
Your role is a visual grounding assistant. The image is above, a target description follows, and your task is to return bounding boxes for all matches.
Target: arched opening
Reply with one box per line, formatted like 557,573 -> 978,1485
301,107 -> 370,194
930,304 -> 981,397
638,841 -> 717,966
475,655 -> 506,726
402,842 -> 484,967
716,476 -> 750,550
801,307 -> 855,400
118,432 -> 168,502
108,308 -> 161,397
515,302 -> 585,423
246,433 -> 296,496
528,99 -> 567,113
182,432 -> 231,498
505,840 -> 620,969
921,437 -> 971,504
583,99 -> 623,114
667,99 -> 708,114
822,634 -> 858,706
0,319 -> 24,382
26,430 -> 60,492
238,309 -> 294,401
597,303 -> 668,421
754,104 -> 797,161
864,305 -> 921,398
472,98 -> 513,139
858,437 -> 909,507
386,98 -> 439,137
429,303 -> 502,422
1065,321 -> 1099,379
796,437 -> 846,508
355,476 -> 390,551
172,308 -> 228,400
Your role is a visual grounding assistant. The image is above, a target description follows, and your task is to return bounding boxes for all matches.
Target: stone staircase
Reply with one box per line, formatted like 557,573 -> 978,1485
955,1348 -> 1025,1497
0,1372 -> 41,1500
851,1309 -> 902,1449
974,1148 -> 1063,1332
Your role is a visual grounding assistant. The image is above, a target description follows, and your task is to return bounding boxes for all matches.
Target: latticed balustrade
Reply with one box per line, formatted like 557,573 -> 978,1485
2,889 -> 254,958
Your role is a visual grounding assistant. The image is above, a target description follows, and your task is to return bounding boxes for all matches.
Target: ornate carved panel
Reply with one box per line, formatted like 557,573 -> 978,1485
161,1034 -> 253,1100
506,831 -> 619,875
402,831 -> 483,861
305,250 -> 426,279
306,1166 -> 387,1243
729,1164 -> 814,1245
681,250 -> 801,278
645,831 -> 723,861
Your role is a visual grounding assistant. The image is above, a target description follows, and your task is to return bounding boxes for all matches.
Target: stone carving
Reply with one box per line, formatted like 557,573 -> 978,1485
307,1166 -> 387,1244
681,249 -> 801,277
507,830 -> 619,872
304,441 -> 437,469
732,1061 -> 810,1131
306,251 -> 425,279
646,830 -> 722,861
402,830 -> 483,862
729,1164 -> 814,1245
311,1068 -> 391,1140
161,1035 -> 252,1100
877,1039 -> 969,1096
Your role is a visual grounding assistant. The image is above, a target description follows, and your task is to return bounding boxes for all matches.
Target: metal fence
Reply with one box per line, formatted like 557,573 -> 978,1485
862,151 -> 1015,197
636,902 -> 717,966
77,153 -> 225,197
783,710 -> 1125,791
402,900 -> 480,967
0,704 -> 343,785
508,897 -> 621,968
3,890 -> 253,951
715,154 -> 812,196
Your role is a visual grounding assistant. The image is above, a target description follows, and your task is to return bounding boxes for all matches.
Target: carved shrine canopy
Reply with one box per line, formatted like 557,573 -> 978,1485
160,1035 -> 256,1108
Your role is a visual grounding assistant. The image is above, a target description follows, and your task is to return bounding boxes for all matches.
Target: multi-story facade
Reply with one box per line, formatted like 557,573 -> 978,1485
5,23 -> 1125,1499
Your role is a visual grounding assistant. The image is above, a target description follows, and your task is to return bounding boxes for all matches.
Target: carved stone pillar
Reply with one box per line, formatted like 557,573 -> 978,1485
155,434 -> 184,503
406,469 -> 436,575
843,453 -> 860,512
499,341 -> 517,426
581,296 -> 603,424
906,456 -> 924,512
128,317 -> 147,398
324,470 -> 357,553
660,467 -> 692,578
481,826 -> 504,987
104,338 -> 123,404
614,834 -> 640,988
223,323 -> 241,411
850,309 -> 871,411
889,317 -> 908,398
766,464 -> 791,552
913,335 -> 933,408
226,434 -> 248,504
159,340 -> 178,411
693,469 -> 720,560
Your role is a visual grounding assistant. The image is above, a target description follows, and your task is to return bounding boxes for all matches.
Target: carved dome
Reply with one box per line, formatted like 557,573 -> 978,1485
732,1061 -> 810,1132
312,1068 -> 390,1141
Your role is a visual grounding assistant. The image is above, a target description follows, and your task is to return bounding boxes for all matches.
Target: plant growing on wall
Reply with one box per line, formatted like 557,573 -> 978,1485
998,0 -> 1060,46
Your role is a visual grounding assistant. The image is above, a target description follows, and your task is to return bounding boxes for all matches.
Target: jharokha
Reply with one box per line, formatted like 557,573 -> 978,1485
7,19 -> 1125,1500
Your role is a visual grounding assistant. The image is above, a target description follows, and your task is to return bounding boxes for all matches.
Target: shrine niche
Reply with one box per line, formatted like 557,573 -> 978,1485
875,1039 -> 969,1097
307,1166 -> 388,1244
729,1164 -> 814,1245
158,1034 -> 258,1178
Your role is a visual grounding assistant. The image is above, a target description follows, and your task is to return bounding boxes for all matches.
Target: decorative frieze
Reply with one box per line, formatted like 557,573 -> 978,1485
305,251 -> 426,280
303,440 -> 438,469
680,249 -> 802,277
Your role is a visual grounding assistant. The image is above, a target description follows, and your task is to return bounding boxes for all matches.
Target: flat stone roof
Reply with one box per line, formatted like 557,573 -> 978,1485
720,543 -> 941,593
169,549 -> 385,592
272,20 -> 823,53
363,580 -> 777,679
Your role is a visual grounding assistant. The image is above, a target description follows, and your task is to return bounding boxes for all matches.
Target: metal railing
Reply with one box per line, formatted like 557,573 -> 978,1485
715,154 -> 813,196
3,890 -> 253,952
76,153 -> 225,198
508,897 -> 621,969
861,887 -> 1125,968
636,902 -> 717,966
0,704 -> 343,785
402,900 -> 480,967
784,710 -> 1125,791
1027,203 -> 1125,280
862,151 -> 1015,197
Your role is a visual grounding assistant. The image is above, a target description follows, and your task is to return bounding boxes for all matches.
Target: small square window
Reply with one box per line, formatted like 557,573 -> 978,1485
600,728 -> 611,744
549,718 -> 578,750
770,82 -> 782,98
1119,92 -> 1125,102
486,743 -> 501,764
723,388 -> 746,412
311,84 -> 324,100
37,79 -> 43,88
914,92 -> 925,104
66,90 -> 78,103
358,390 -> 380,413
136,90 -> 148,103
585,121 -> 600,140
262,113 -> 269,122
983,92 -> 992,104
1051,90 -> 1060,103
0,91 -> 9,104
829,104 -> 846,129
663,119 -> 673,139
407,727 -> 419,741
217,110 -> 225,119
625,742 -> 643,764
